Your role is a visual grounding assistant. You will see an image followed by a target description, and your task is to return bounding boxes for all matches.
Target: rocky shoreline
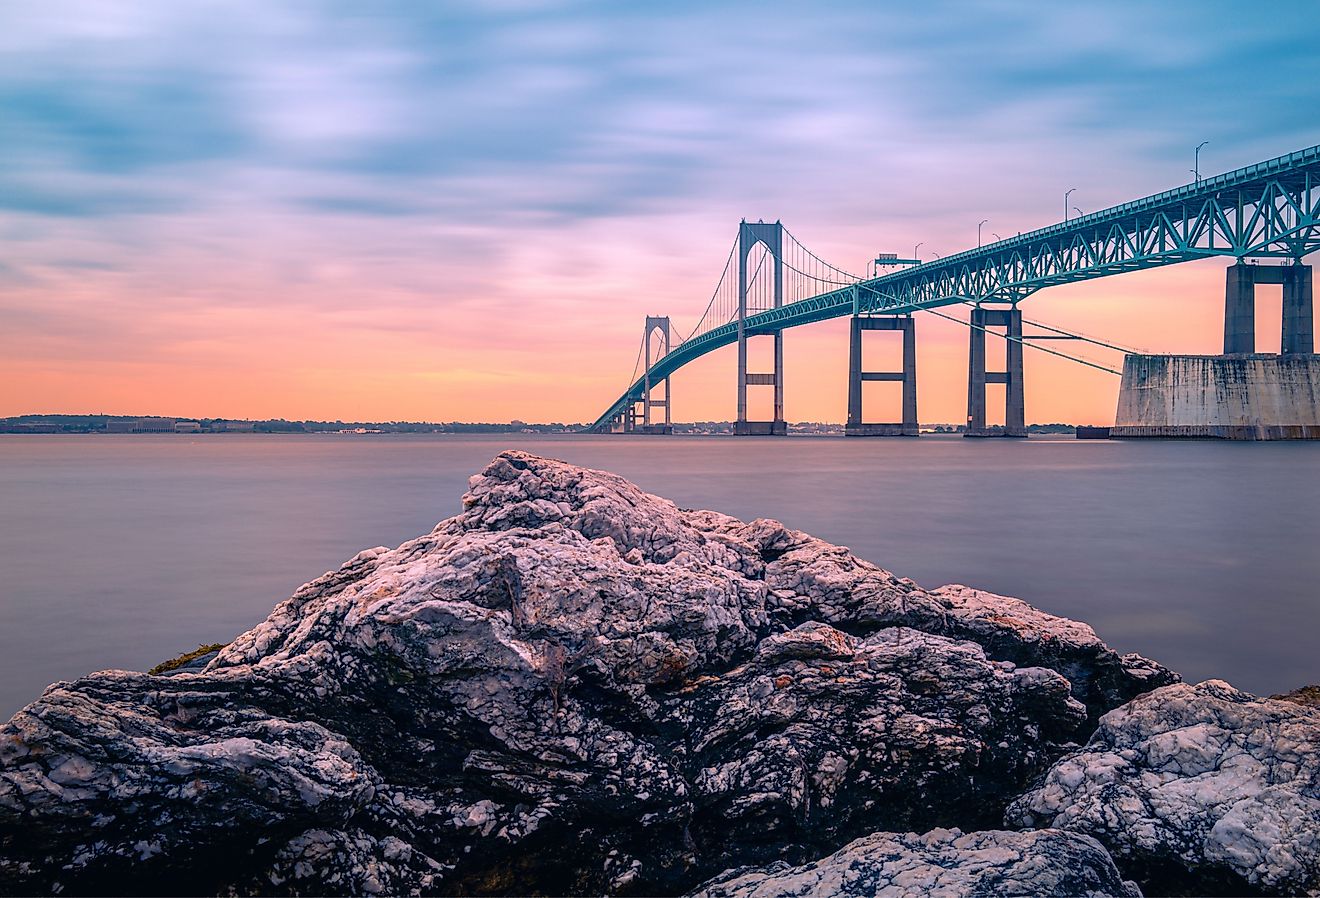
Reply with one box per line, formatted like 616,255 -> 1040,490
1,451 -> 1316,896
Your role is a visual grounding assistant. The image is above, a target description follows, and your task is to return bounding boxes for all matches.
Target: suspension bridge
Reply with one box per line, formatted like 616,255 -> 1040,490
589,143 -> 1320,437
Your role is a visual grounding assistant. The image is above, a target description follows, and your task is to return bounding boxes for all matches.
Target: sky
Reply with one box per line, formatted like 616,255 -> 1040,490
2,0 -> 1319,425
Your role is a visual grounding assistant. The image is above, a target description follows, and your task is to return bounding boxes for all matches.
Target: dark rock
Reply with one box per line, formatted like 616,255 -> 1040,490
0,452 -> 1175,896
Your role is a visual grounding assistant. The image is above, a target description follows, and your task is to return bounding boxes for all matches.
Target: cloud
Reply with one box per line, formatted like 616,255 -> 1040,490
2,0 -> 1319,420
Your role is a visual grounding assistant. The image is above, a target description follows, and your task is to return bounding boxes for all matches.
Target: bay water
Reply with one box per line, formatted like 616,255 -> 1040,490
2,433 -> 1318,718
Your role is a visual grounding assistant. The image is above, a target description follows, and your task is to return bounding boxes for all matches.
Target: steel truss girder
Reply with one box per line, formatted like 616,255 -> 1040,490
589,144 -> 1320,432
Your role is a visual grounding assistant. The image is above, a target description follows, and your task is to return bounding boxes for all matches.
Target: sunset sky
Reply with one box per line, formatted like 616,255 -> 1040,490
3,1 -> 1318,425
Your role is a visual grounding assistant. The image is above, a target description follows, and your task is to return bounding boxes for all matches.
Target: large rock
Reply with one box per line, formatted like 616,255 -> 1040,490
0,451 -> 1173,896
690,828 -> 1142,898
761,538 -> 1172,726
1007,680 -> 1320,896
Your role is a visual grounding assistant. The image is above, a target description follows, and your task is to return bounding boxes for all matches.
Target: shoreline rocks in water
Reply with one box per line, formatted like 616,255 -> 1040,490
1008,679 -> 1320,897
0,451 -> 1310,896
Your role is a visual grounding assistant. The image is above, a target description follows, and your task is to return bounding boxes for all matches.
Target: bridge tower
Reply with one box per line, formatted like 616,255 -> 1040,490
640,316 -> 673,434
845,311 -> 918,436
1223,262 -> 1314,354
736,220 -> 787,435
965,305 -> 1026,438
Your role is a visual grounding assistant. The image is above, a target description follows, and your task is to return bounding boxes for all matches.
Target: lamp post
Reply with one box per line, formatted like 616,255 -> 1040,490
992,232 -> 1002,242
914,241 -> 924,262
1193,140 -> 1209,184
978,219 -> 989,247
1073,206 -> 1083,219
1065,187 -> 1077,221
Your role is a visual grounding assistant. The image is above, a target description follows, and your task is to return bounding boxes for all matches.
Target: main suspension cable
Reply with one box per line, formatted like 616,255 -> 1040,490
625,335 -> 645,390
781,224 -> 865,281
779,255 -> 859,288
684,235 -> 740,344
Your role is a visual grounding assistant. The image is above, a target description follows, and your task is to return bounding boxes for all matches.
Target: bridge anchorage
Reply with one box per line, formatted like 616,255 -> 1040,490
593,143 -> 1320,439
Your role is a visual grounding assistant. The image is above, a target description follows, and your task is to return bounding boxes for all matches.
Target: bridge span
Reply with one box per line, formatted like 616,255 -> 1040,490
590,143 -> 1320,436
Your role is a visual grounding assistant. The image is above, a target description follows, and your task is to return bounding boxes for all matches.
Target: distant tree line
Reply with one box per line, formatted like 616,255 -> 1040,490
0,415 -> 591,434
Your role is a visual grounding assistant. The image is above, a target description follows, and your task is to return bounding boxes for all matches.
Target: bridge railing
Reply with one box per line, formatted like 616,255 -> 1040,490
888,143 -> 1320,275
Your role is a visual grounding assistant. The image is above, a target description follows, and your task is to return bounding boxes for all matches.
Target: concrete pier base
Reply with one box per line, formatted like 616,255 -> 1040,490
1113,354 -> 1320,440
844,423 -> 911,436
734,420 -> 788,436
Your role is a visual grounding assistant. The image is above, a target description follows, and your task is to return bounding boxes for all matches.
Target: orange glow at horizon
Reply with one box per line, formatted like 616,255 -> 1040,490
1,241 -> 1239,426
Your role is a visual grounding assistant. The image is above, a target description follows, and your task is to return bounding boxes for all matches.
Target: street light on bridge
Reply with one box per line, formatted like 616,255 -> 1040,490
1073,206 -> 1083,219
1193,140 -> 1209,184
978,219 -> 989,247
914,241 -> 924,262
1065,187 -> 1077,222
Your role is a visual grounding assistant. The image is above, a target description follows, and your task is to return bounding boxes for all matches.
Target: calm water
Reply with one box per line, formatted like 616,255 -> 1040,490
2,433 -> 1318,718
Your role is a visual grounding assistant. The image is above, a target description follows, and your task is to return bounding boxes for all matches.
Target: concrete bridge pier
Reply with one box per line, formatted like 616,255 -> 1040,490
1113,261 -> 1318,440
735,220 -> 787,435
965,306 -> 1026,438
845,315 -> 918,436
1284,265 -> 1315,353
617,402 -> 638,433
1224,262 -> 1314,354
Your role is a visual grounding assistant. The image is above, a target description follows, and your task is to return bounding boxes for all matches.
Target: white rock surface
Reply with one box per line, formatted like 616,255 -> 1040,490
1008,679 -> 1320,896
690,827 -> 1142,898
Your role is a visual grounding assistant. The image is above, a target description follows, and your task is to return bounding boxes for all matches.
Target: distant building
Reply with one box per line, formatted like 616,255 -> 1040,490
106,418 -> 176,433
174,421 -> 201,433
2,423 -> 59,433
213,420 -> 256,432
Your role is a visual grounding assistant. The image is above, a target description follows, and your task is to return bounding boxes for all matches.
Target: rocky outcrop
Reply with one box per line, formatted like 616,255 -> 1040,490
691,828 -> 1142,898
746,529 -> 1172,726
0,451 -> 1175,896
1007,680 -> 1320,896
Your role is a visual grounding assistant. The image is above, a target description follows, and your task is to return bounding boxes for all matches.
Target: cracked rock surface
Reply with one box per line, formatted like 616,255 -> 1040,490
1008,679 -> 1320,897
0,451 -> 1175,896
690,827 -> 1142,898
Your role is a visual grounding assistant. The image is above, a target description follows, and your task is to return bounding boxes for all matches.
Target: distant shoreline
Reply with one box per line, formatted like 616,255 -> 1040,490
1,415 -> 1081,436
